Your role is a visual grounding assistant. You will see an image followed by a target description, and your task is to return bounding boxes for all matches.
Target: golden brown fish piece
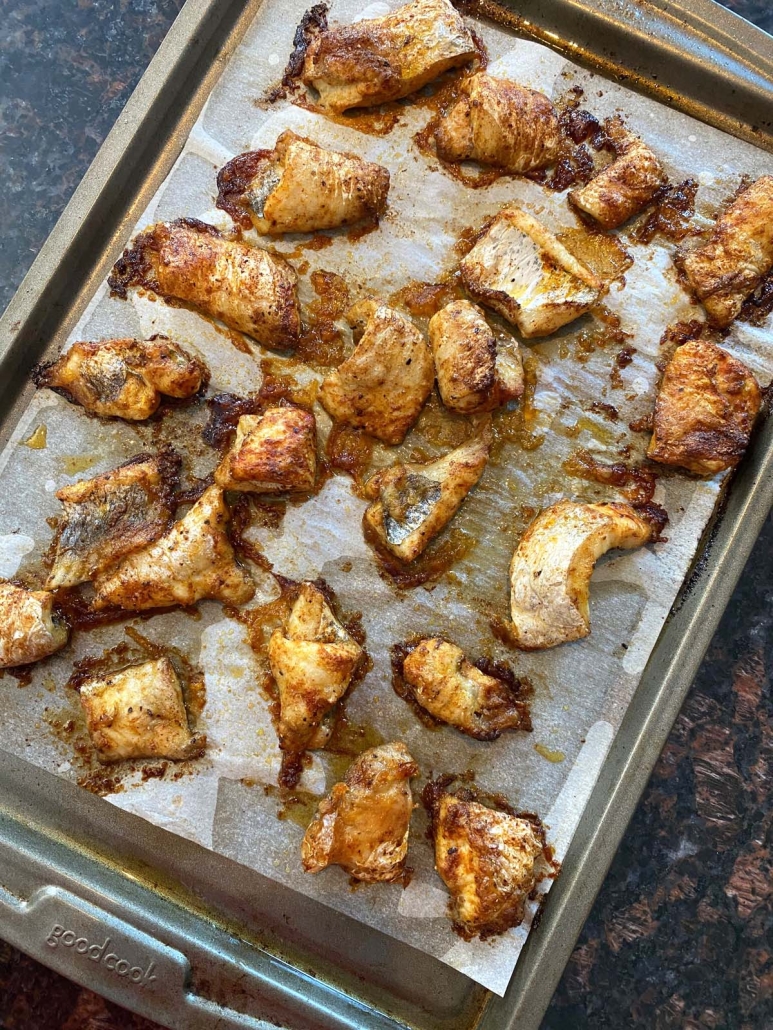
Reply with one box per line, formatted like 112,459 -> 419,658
647,338 -> 761,476
509,500 -> 663,650
93,485 -> 254,611
428,300 -> 523,414
459,206 -> 603,338
681,175 -> 773,328
79,656 -> 205,762
362,428 -> 490,562
0,582 -> 69,668
430,790 -> 550,938
301,0 -> 477,113
108,218 -> 300,349
569,119 -> 665,229
215,407 -> 317,494
301,742 -> 418,882
319,302 -> 434,445
268,583 -> 362,756
401,638 -> 530,740
46,451 -> 180,590
216,130 -> 390,235
435,72 -> 560,174
32,336 -> 208,420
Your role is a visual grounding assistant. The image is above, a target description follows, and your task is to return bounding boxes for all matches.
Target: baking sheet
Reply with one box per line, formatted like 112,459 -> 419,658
1,0 -> 772,997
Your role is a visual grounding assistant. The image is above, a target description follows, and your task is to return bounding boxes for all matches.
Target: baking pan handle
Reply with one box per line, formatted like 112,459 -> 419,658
0,883 -> 274,1029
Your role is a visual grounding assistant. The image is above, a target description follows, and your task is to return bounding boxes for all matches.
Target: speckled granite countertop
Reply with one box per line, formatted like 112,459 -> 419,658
1,2 -> 771,1028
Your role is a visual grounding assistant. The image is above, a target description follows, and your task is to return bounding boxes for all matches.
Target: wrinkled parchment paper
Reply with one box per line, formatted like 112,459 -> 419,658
1,0 -> 772,996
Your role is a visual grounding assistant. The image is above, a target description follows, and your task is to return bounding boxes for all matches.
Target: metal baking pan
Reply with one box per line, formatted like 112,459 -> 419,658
1,1 -> 772,1027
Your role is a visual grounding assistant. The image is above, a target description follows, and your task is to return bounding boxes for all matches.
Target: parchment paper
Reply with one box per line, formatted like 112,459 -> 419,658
1,0 -> 772,996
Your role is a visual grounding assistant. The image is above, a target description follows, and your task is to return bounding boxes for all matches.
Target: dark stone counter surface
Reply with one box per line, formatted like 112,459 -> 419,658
1,2 -> 771,1028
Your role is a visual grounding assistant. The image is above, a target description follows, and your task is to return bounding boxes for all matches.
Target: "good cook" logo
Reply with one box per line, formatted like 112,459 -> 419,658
46,924 -> 157,987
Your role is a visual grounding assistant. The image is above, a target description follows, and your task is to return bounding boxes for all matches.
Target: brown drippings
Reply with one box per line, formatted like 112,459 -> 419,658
325,423 -> 374,482
739,270 -> 773,326
587,401 -> 619,422
562,450 -> 657,505
632,178 -> 699,244
364,521 -> 475,591
390,638 -> 441,730
658,318 -> 707,358
2,666 -> 34,687
295,269 -> 351,369
323,714 -> 385,785
229,495 -> 278,569
275,788 -> 320,829
202,393 -> 262,450
492,353 -> 543,453
610,345 -> 636,389
258,357 -> 319,410
389,280 -> 461,319
563,415 -> 618,447
557,227 -> 633,283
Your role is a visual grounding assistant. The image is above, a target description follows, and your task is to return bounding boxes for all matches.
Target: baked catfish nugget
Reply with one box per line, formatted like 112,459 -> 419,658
46,451 -> 180,590
509,500 -> 665,650
215,407 -> 317,494
401,639 -> 531,740
427,786 -> 553,938
300,0 -> 477,112
569,119 -> 665,229
217,131 -> 390,235
93,485 -> 254,610
319,301 -> 434,445
32,336 -> 207,420
109,218 -> 300,348
681,175 -> 773,328
268,583 -> 362,756
0,582 -> 69,668
301,742 -> 418,883
363,428 -> 491,562
647,338 -> 761,475
80,656 -> 205,762
435,73 -> 560,174
460,206 -> 603,338
428,300 -> 523,414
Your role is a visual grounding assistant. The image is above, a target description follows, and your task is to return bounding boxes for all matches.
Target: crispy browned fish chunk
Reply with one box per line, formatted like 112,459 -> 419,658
569,119 -> 665,229
93,485 -> 254,610
363,429 -> 490,562
401,639 -> 530,740
319,302 -> 434,445
215,407 -> 317,494
217,130 -> 390,235
509,500 -> 663,650
301,0 -> 477,113
647,338 -> 761,475
32,336 -> 208,420
459,206 -> 603,338
79,656 -> 205,762
681,175 -> 773,328
269,583 -> 363,756
108,218 -> 301,349
0,582 -> 69,668
435,72 -> 560,174
430,790 -> 551,938
301,742 -> 418,882
46,451 -> 180,590
429,300 -> 523,414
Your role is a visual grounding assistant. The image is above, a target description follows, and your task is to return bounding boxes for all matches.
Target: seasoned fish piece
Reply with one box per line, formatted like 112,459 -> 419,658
217,130 -> 390,235
215,407 -> 317,494
459,206 -> 603,338
569,119 -> 665,229
93,486 -> 254,611
268,583 -> 362,754
0,582 -> 69,668
301,742 -> 418,882
401,639 -> 530,740
301,0 -> 477,113
363,429 -> 490,562
647,338 -> 761,476
108,218 -> 301,349
32,336 -> 207,420
428,300 -> 523,414
680,176 -> 773,327
79,656 -> 205,762
430,792 -> 549,938
319,302 -> 434,445
46,451 -> 180,590
435,73 -> 560,174
509,500 -> 662,650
